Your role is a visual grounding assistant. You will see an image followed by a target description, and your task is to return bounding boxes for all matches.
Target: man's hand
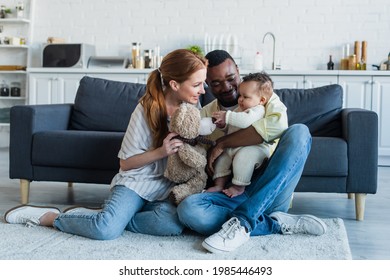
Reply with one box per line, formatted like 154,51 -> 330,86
206,144 -> 224,175
206,126 -> 263,176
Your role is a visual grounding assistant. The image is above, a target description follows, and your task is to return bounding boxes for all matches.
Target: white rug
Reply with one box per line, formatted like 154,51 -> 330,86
0,218 -> 351,260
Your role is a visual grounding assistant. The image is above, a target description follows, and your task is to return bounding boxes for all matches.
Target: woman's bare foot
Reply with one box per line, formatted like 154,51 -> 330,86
222,185 -> 245,198
205,185 -> 224,193
39,211 -> 60,227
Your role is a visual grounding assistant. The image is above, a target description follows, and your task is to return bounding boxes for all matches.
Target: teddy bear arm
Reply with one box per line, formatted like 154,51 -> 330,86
178,145 -> 207,168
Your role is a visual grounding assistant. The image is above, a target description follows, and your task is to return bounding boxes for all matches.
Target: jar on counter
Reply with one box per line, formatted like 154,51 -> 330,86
387,52 -> 390,71
0,81 -> 10,97
144,49 -> 153,68
131,42 -> 141,67
16,2 -> 24,18
10,82 -> 21,97
0,6 -> 6,19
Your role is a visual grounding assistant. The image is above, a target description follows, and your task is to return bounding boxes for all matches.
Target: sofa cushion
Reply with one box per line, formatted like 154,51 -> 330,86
302,136 -> 348,176
275,84 -> 343,136
70,76 -> 146,132
32,130 -> 124,170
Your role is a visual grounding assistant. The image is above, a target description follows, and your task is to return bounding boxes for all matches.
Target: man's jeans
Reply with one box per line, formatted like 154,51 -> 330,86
54,186 -> 184,240
177,124 -> 312,236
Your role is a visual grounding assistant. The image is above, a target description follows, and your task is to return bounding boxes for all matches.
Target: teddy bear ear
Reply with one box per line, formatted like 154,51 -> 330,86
170,103 -> 189,129
175,103 -> 189,123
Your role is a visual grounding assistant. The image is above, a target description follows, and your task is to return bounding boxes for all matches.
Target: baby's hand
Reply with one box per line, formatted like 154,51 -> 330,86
212,111 -> 227,128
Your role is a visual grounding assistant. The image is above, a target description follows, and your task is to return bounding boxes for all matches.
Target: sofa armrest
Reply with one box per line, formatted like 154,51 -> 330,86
341,108 -> 378,194
9,104 -> 73,180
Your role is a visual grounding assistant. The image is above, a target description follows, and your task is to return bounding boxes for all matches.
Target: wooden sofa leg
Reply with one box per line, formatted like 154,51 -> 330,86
68,182 -> 73,188
355,193 -> 367,221
348,193 -> 355,199
289,193 -> 294,209
20,179 -> 30,204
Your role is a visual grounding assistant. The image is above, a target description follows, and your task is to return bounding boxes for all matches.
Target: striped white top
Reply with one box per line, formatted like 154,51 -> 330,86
110,103 -> 174,201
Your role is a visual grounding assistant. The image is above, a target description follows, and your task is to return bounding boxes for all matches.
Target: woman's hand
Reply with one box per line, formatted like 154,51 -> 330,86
161,132 -> 183,157
120,132 -> 183,171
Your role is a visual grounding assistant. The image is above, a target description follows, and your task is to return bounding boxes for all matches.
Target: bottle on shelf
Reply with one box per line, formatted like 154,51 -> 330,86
354,41 -> 361,70
131,42 -> 141,68
348,54 -> 357,70
254,51 -> 263,70
154,45 -> 161,68
327,55 -> 334,70
340,44 -> 349,70
386,52 -> 390,71
16,2 -> 24,18
361,41 -> 367,70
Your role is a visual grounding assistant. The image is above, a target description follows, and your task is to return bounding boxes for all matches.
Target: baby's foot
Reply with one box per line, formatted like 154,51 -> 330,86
223,186 -> 245,198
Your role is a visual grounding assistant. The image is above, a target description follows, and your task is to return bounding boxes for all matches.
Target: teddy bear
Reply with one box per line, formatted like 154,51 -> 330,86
164,102 -> 216,205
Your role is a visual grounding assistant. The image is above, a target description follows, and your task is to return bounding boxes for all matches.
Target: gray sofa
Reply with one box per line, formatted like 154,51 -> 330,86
9,76 -> 378,220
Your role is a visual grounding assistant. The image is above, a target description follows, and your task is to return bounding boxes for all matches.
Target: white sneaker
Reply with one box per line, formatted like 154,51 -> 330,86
269,211 -> 327,236
63,206 -> 102,214
4,205 -> 61,227
202,217 -> 250,253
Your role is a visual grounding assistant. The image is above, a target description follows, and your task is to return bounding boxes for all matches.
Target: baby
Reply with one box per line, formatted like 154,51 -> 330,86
207,72 -> 276,197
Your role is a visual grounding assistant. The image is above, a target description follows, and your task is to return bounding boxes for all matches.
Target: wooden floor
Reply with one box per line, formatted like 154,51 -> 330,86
0,147 -> 389,260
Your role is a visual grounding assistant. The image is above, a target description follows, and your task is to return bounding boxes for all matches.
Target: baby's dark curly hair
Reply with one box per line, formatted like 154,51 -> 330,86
241,72 -> 274,97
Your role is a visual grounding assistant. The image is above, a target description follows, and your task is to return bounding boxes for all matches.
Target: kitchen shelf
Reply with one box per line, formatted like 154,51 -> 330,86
0,96 -> 25,100
0,70 -> 27,73
0,18 -> 30,24
0,45 -> 29,49
0,0 -> 33,143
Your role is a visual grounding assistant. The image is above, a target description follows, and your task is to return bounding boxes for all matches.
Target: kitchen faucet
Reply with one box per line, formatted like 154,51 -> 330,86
262,32 -> 276,70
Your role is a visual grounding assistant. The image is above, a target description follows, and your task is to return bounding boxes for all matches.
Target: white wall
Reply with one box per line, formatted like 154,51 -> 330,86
29,0 -> 390,70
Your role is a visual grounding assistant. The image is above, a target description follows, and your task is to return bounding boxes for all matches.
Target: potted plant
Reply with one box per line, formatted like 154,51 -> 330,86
186,45 -> 204,56
1,7 -> 13,18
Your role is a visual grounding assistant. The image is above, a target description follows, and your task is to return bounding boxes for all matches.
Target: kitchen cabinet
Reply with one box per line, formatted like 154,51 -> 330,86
28,71 -> 149,105
241,72 -> 338,89
338,74 -> 390,166
87,73 -> 148,83
303,75 -> 338,88
372,76 -> 390,166
28,73 -> 83,105
270,75 -> 303,89
269,73 -> 338,89
338,75 -> 372,109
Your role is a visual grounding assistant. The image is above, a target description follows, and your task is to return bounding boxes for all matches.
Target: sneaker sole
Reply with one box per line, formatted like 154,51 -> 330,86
202,240 -> 232,253
4,205 -> 61,223
270,212 -> 327,235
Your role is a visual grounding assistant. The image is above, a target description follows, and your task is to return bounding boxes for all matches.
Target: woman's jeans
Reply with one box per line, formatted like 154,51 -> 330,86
177,124 -> 312,236
54,186 -> 184,240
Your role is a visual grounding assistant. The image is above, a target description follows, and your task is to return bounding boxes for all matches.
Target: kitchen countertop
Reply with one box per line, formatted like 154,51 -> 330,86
27,67 -> 390,76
